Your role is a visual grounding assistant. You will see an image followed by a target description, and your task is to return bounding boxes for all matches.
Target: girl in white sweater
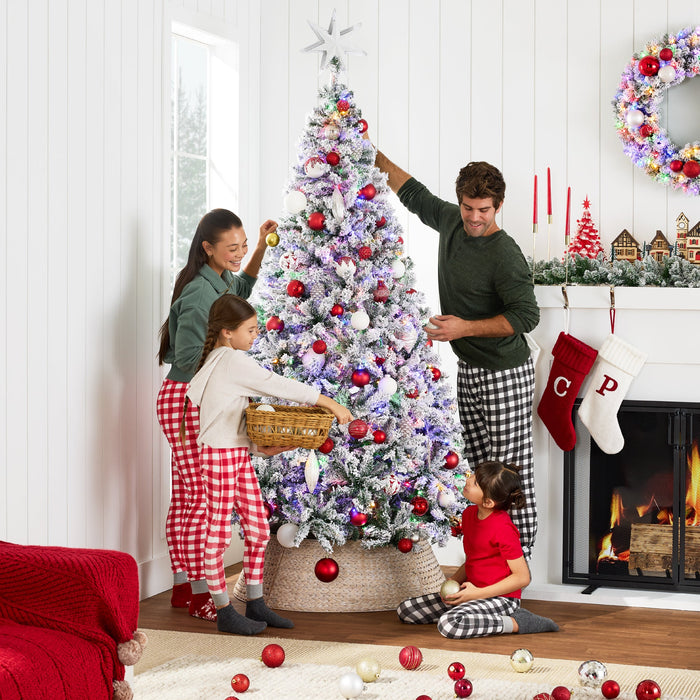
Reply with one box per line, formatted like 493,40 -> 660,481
186,294 -> 352,635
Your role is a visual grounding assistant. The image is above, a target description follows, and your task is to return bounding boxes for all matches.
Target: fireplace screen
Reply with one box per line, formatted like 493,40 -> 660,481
563,401 -> 700,593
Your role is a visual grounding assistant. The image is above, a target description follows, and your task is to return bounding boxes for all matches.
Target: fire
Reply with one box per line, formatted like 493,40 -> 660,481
597,492 -> 624,564
688,441 -> 700,527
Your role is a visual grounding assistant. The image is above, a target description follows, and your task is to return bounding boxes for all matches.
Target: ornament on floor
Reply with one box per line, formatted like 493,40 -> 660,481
440,579 -> 460,599
577,660 -> 607,687
276,522 -> 300,548
397,537 -> 413,553
230,673 -> 250,693
284,190 -> 307,214
551,687 -> 571,700
354,656 -> 381,682
635,680 -> 661,700
613,26 -> 700,195
398,645 -> 423,670
454,678 -> 473,698
338,671 -> 364,698
447,662 -> 465,680
261,643 -> 285,668
601,679 -> 621,699
314,557 -> 339,582
304,451 -> 320,491
510,648 -> 534,673
415,696 -> 432,700
532,695 -> 554,700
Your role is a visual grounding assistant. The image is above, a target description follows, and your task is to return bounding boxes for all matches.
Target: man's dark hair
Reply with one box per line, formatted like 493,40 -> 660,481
455,161 -> 506,210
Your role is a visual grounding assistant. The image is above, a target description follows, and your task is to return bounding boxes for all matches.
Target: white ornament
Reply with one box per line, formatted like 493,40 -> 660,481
438,489 -> 456,508
304,450 -> 320,492
659,65 -> 676,83
323,123 -> 341,140
391,259 -> 406,278
255,404 -> 275,412
302,349 -> 325,371
276,522 -> 299,548
279,251 -> 300,272
332,186 -> 345,221
395,323 -> 418,352
283,190 -> 307,214
334,256 -> 356,277
377,375 -> 398,395
625,109 -> 645,127
382,474 -> 400,496
304,156 -> 328,178
350,310 -> 370,330
302,9 -> 366,73
338,672 -> 364,699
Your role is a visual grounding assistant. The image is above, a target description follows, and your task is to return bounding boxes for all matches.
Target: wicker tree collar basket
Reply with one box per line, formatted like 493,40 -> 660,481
246,403 -> 334,449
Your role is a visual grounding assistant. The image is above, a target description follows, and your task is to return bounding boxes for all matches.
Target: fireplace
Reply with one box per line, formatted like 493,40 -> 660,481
563,400 -> 700,593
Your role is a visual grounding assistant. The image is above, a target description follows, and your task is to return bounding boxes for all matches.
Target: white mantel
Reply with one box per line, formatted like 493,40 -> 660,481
437,286 -> 700,611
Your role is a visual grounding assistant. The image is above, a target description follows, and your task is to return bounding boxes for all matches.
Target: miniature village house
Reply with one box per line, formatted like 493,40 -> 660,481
676,212 -> 700,264
647,230 -> 672,262
611,229 -> 641,262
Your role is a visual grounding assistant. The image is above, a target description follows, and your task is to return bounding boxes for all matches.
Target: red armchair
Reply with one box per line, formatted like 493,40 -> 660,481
0,541 -> 144,700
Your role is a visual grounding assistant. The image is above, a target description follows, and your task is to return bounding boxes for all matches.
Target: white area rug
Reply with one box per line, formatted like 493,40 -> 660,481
133,630 -> 700,700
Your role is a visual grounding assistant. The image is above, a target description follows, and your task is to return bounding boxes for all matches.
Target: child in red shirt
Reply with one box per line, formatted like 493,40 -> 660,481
397,461 -> 558,638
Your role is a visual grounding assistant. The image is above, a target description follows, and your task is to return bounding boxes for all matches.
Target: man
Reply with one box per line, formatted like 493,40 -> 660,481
373,149 -> 540,559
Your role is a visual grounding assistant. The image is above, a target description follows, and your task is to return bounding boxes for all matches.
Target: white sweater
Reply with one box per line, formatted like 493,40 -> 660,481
186,346 -> 321,449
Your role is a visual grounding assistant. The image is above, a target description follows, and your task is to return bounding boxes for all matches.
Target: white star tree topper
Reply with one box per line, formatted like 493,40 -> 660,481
302,9 -> 366,74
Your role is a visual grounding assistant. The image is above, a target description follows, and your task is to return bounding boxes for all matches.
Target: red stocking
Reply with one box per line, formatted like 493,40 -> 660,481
537,332 -> 598,451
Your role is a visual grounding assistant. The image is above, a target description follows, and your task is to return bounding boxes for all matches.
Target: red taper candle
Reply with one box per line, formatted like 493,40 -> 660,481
565,186 -> 571,244
533,174 -> 538,230
547,167 -> 552,221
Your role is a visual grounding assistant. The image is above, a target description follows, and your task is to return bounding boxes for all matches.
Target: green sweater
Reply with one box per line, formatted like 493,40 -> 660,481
398,177 -> 539,370
164,265 -> 257,382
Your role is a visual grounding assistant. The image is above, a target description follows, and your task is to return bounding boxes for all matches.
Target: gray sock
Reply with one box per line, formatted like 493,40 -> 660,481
501,616 -> 515,634
246,597 -> 294,628
191,579 -> 208,595
246,583 -> 264,600
216,603 -> 267,636
211,591 -> 230,608
512,607 -> 559,634
173,571 -> 188,585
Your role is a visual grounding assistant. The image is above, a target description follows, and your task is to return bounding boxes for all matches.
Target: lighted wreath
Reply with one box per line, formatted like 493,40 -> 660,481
613,26 -> 700,195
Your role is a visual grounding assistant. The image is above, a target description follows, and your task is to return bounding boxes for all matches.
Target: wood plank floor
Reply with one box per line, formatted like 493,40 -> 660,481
138,564 -> 700,671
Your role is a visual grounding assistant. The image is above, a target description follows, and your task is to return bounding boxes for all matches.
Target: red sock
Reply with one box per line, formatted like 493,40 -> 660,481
537,332 -> 598,451
170,581 -> 192,608
189,592 -> 217,622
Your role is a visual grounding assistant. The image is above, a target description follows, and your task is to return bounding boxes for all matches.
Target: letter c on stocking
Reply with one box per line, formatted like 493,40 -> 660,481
553,376 -> 571,397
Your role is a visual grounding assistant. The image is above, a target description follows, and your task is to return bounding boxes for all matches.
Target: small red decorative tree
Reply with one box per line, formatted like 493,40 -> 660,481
567,197 -> 605,260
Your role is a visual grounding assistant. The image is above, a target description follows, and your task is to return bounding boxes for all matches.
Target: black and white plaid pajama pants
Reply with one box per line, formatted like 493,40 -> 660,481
397,592 -> 520,639
456,357 -> 537,560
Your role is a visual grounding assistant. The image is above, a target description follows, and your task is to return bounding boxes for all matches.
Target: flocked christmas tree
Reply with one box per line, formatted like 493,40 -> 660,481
248,28 -> 465,555
567,197 -> 605,261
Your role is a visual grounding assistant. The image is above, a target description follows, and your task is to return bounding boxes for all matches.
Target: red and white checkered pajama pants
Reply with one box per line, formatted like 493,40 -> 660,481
200,445 -> 270,595
156,379 -> 207,580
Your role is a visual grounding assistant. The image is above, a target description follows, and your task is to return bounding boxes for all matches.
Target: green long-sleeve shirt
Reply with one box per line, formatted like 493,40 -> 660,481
398,177 -> 539,370
164,264 -> 257,382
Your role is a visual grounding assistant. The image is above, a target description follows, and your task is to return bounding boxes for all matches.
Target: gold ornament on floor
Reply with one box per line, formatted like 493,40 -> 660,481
509,648 -> 534,673
355,656 -> 381,683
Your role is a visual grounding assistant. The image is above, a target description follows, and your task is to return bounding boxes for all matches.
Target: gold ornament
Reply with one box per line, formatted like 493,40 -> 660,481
440,579 -> 461,599
355,656 -> 381,683
509,648 -> 534,673
266,231 -> 280,247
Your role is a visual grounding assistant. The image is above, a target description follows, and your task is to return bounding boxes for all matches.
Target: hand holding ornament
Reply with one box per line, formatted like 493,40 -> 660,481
424,315 -> 468,342
258,219 -> 278,247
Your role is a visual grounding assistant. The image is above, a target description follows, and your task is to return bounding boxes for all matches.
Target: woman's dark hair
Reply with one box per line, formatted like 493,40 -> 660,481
473,460 -> 526,510
158,208 -> 243,365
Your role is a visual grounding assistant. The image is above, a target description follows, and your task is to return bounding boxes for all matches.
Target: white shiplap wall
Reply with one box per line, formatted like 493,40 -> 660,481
3,0 -> 700,599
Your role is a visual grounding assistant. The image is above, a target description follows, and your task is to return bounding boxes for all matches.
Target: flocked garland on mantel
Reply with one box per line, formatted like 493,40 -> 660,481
613,26 -> 700,194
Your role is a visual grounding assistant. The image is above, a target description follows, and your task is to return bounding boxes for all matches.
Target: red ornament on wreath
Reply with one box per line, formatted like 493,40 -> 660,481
266,316 -> 284,332
348,419 -> 369,439
638,55 -> 660,76
683,160 -> 700,178
551,688 -> 571,700
326,151 -> 340,166
287,279 -> 305,298
308,212 -> 326,230
601,680 -> 620,699
398,646 -> 422,670
318,437 -> 334,454
397,537 -> 413,553
261,643 -> 285,668
660,47 -> 673,61
670,159 -> 684,172
358,245 -> 372,260
231,674 -> 250,692
373,429 -> 386,444
444,451 -> 460,469
454,679 -> 473,698
314,557 -> 339,583
330,304 -> 344,316
352,369 -> 371,387
312,339 -> 327,354
411,496 -> 429,516
447,662 -> 466,681
358,118 -> 368,133
639,124 -> 653,138
635,680 -> 661,700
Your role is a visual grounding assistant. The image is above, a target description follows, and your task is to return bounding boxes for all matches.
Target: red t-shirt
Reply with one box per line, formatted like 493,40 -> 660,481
461,505 -> 524,599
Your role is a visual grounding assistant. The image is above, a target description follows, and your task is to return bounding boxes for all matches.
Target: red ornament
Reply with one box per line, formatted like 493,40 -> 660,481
326,151 -> 340,166
398,236 -> 404,244
416,696 -> 432,700
375,356 -> 385,365
330,304 -> 344,317
263,502 -> 273,519
336,99 -> 350,113
551,688 -> 571,700
398,646 -> 422,670
454,679 -> 473,698
659,47 -> 673,61
426,339 -> 433,347
358,245 -> 372,260
407,288 -> 416,294
314,557 -> 339,583
373,429 -> 386,444
373,280 -> 390,303
376,216 -> 386,228
308,212 -> 326,230
602,680 -> 621,699
451,524 -> 462,537
261,643 -> 285,668
348,419 -> 369,439
358,118 -> 368,133
312,339 -> 327,354
361,183 -> 377,200
639,124 -> 653,138
352,369 -> 371,387
265,316 -> 284,332
405,389 -> 419,399
683,160 -> 700,178
430,366 -> 441,381
397,538 -> 413,553
532,695 -> 554,700
444,451 -> 460,469
411,496 -> 429,516
287,279 -> 305,297
447,662 -> 466,680
318,437 -> 334,454
635,680 -> 661,700
231,673 -> 250,692
638,55 -> 660,76
670,159 -> 684,172
350,510 -> 368,527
